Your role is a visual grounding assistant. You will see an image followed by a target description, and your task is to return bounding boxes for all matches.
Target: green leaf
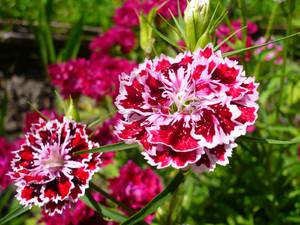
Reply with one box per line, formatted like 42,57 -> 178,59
85,190 -> 103,217
82,195 -> 128,222
238,136 -> 300,145
222,32 -> 300,57
214,25 -> 248,50
121,171 -> 185,225
60,14 -> 84,61
74,142 -> 139,155
65,97 -> 80,121
0,205 -> 29,225
90,183 -> 133,214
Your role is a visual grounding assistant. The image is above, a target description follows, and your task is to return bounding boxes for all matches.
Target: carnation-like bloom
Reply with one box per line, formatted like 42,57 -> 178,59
10,117 -> 102,215
115,44 -> 259,172
109,161 -> 162,223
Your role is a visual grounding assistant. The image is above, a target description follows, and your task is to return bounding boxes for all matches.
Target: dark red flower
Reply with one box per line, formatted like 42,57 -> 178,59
10,117 -> 102,215
115,44 -> 259,171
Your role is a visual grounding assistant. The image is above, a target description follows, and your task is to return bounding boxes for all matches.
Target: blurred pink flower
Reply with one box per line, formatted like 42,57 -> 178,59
113,0 -> 186,28
254,37 -> 283,64
90,26 -> 136,58
109,161 -> 163,223
246,125 -> 256,133
39,193 -> 114,225
0,137 -> 14,190
49,57 -> 136,101
216,19 -> 258,61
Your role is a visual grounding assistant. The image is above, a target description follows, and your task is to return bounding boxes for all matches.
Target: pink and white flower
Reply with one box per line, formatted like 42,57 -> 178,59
10,117 -> 102,215
115,44 -> 259,172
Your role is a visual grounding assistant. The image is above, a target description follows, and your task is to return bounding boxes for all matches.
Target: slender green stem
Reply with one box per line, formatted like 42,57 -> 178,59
121,170 -> 186,225
90,183 -> 133,214
277,0 -> 294,120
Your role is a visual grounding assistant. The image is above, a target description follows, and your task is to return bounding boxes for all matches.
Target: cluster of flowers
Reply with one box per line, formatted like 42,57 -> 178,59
50,0 -> 187,101
115,44 -> 259,171
216,19 -> 283,63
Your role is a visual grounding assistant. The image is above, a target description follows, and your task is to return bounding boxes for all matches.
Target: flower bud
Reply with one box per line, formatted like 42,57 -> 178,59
184,0 -> 210,51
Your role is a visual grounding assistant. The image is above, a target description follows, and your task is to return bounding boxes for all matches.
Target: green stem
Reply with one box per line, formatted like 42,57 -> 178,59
121,170 -> 186,225
90,183 -> 133,214
277,0 -> 293,120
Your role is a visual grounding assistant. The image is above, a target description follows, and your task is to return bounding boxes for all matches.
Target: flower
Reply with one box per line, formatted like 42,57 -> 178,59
0,137 -> 14,190
39,193 -> 110,225
115,44 -> 259,172
48,58 -> 88,98
10,117 -> 102,215
113,0 -> 187,28
90,26 -> 136,58
216,19 -> 258,61
49,57 -> 136,100
23,110 -> 59,133
254,37 -> 283,64
109,161 -> 162,223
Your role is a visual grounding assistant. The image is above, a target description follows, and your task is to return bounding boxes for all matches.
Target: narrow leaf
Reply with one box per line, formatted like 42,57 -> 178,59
60,14 -> 84,61
85,191 -> 103,217
238,135 -> 300,145
90,183 -> 133,214
0,205 -> 29,225
75,142 -> 139,155
222,32 -> 300,57
82,196 -> 128,222
121,171 -> 185,225
214,26 -> 248,50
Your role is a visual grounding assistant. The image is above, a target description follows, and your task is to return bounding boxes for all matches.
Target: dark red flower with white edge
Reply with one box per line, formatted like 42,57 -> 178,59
115,43 -> 259,171
10,117 -> 102,215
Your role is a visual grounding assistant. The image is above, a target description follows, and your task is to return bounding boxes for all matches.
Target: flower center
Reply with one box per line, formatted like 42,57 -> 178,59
41,149 -> 64,169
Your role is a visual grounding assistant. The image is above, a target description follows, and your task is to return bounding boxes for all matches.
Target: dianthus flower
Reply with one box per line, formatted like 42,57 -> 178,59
49,57 -> 136,100
115,44 -> 259,172
216,19 -> 258,61
113,0 -> 186,28
23,110 -> 59,132
0,137 -> 14,190
10,117 -> 102,215
109,161 -> 162,223
48,58 -> 88,98
254,37 -> 283,64
90,26 -> 136,58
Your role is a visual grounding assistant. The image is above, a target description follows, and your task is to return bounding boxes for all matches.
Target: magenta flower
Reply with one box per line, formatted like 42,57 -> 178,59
49,57 -> 136,100
115,44 -> 259,171
39,193 -> 110,225
113,0 -> 187,28
216,19 -> 258,61
109,161 -> 162,223
254,37 -> 283,64
90,26 -> 136,58
0,137 -> 14,190
10,117 -> 102,215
